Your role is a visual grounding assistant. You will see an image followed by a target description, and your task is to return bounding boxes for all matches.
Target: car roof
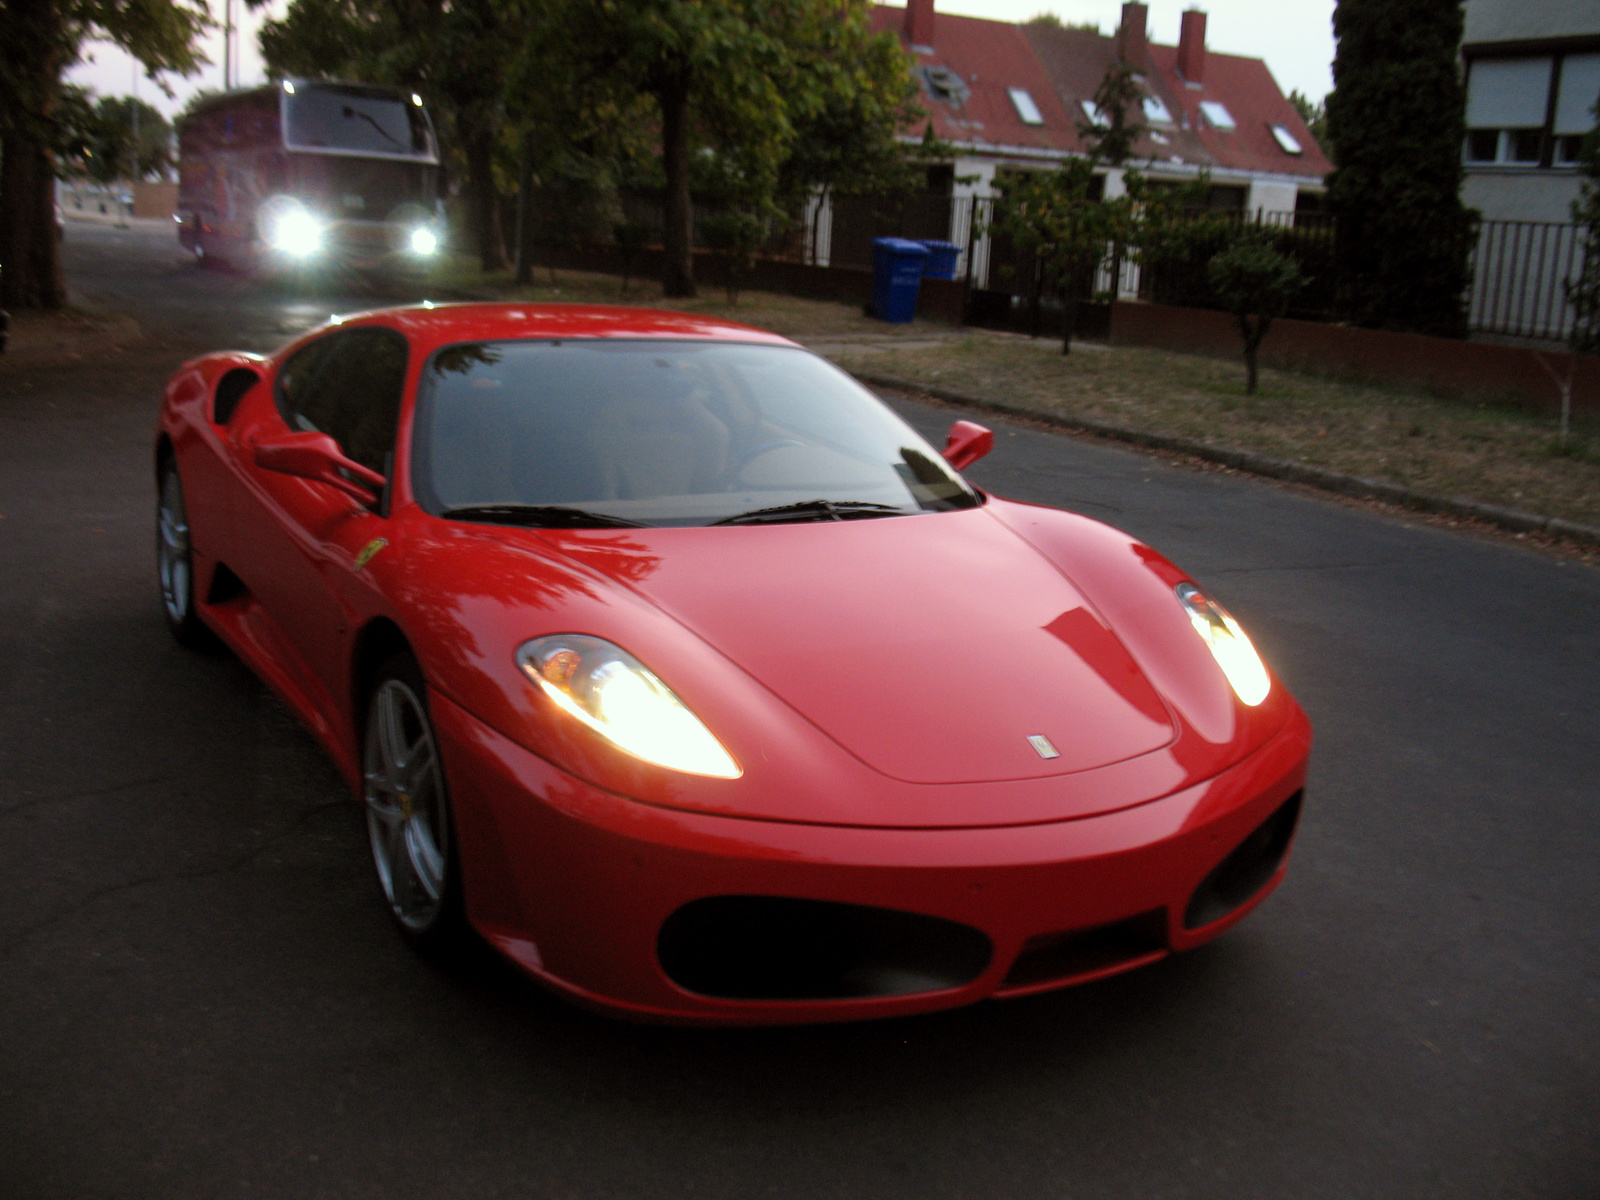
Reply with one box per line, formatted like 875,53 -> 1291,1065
323,302 -> 801,359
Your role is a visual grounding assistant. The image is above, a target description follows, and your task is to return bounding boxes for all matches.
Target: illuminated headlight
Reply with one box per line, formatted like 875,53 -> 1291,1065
516,635 -> 741,778
269,208 -> 324,257
1175,583 -> 1271,707
409,227 -> 438,256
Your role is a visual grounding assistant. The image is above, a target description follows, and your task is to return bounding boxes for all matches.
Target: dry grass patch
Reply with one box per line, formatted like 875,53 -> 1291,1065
830,336 -> 1600,528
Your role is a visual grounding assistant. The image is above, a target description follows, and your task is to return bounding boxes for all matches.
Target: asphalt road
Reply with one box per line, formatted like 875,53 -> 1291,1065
2,220 -> 1597,1200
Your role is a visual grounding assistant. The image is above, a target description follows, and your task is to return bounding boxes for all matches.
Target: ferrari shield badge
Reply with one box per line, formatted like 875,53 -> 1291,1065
1027,734 -> 1060,760
354,537 -> 389,571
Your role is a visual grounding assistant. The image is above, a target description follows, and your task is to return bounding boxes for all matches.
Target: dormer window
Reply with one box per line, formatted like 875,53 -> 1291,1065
1142,95 -> 1174,125
921,65 -> 971,109
1200,101 -> 1236,131
1008,88 -> 1044,125
1269,124 -> 1303,154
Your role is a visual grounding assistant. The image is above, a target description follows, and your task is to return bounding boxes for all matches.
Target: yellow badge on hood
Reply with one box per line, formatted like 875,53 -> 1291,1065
354,537 -> 389,571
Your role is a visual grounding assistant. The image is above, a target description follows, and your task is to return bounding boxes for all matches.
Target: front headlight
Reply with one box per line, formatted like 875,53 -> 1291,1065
516,635 -> 741,778
1175,583 -> 1271,707
409,226 -> 438,255
269,208 -> 325,257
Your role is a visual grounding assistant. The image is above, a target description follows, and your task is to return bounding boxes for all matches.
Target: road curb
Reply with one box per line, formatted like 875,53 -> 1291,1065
851,368 -> 1600,551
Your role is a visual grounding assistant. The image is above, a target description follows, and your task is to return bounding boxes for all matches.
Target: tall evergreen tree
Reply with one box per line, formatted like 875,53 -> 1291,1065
1324,0 -> 1476,337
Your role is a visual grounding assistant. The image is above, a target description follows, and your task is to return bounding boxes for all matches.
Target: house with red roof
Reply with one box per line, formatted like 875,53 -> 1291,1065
814,1 -> 1330,289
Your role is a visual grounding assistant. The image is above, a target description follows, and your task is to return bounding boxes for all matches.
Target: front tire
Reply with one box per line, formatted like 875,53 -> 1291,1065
156,463 -> 212,648
363,653 -> 465,953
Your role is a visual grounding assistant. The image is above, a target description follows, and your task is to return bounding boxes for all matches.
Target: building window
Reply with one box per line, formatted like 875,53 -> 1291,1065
1507,128 -> 1544,163
1142,95 -> 1174,125
1269,124 -> 1303,154
1008,87 -> 1044,125
1465,129 -> 1501,162
1554,135 -> 1585,165
1199,101 -> 1236,131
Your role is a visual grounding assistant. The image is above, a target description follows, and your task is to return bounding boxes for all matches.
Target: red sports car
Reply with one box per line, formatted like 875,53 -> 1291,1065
155,302 -> 1310,1025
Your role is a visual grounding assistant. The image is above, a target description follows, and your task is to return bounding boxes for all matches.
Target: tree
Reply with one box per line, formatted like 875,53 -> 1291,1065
1566,108 -> 1600,355
0,0 -> 209,308
995,158 -> 1130,355
1076,60 -> 1148,169
1208,230 -> 1303,394
83,97 -> 174,184
1324,0 -> 1477,338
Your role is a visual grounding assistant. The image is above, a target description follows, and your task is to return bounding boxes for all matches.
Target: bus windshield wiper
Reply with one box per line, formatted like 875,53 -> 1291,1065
442,504 -> 651,529
712,500 -> 904,527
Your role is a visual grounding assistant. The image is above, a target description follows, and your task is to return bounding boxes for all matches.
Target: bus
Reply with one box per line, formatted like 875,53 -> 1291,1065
177,80 -> 444,277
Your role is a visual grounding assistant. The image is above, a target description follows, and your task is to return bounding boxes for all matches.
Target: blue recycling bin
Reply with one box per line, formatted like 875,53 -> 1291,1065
872,237 -> 931,323
918,239 -> 961,280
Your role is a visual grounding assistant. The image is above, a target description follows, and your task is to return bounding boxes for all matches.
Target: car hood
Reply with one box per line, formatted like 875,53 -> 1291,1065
557,507 -> 1177,785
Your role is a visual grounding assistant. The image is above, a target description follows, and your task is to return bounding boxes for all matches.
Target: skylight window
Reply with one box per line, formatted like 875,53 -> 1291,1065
1009,88 -> 1045,125
1270,124 -> 1303,154
1080,100 -> 1107,128
1200,101 -> 1236,130
1142,95 -> 1174,125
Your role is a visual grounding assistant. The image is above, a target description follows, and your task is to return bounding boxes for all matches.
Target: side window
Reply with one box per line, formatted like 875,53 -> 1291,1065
276,327 -> 408,474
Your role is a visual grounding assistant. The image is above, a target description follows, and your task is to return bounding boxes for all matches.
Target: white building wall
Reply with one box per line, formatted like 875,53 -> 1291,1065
1247,179 -> 1299,218
1464,171 -> 1585,223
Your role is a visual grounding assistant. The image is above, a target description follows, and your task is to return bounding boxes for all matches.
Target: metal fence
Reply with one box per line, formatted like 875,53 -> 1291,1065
1469,220 -> 1590,343
533,186 -> 1595,347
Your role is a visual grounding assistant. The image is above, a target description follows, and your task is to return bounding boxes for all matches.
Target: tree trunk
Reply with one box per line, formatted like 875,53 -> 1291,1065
513,132 -> 534,286
1060,290 -> 1076,355
0,6 -> 68,312
657,72 -> 696,298
464,130 -> 507,274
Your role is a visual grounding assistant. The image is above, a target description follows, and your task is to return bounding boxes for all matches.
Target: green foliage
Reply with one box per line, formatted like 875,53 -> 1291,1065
1208,230 -> 1303,393
79,96 -> 174,183
699,209 -> 766,303
1077,61 -> 1148,167
1324,0 -> 1477,337
1023,13 -> 1100,33
1566,109 -> 1600,355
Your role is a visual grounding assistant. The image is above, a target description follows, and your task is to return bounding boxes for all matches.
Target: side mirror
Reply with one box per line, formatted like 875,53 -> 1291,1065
253,430 -> 386,507
942,420 -> 994,471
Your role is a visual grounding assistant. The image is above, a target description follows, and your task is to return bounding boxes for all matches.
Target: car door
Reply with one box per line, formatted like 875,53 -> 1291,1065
231,325 -> 408,724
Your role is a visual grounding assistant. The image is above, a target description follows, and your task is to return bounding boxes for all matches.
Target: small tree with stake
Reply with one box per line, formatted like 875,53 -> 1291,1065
1566,108 -> 1600,356
1208,230 -> 1303,395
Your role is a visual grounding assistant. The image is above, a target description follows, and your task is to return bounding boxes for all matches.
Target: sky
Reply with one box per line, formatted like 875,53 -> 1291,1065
67,0 -> 1337,122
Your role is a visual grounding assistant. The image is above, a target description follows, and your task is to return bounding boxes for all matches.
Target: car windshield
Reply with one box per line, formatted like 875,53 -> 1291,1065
411,340 -> 983,528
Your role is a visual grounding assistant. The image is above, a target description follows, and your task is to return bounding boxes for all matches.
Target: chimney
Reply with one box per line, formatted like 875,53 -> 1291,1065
1117,2 -> 1148,64
904,0 -> 935,49
1177,9 -> 1207,84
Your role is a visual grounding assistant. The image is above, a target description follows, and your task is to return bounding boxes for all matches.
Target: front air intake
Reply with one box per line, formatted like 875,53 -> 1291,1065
1184,791 -> 1303,929
658,896 -> 992,1001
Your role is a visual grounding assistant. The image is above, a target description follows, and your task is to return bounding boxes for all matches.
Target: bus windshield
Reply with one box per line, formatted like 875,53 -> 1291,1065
285,85 -> 436,160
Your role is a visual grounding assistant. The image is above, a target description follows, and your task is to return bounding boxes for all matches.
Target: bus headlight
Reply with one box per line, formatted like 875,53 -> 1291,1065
409,227 -> 439,256
269,208 -> 325,258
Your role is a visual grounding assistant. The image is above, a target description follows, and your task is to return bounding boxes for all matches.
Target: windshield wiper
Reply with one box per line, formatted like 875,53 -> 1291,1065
442,504 -> 651,529
712,500 -> 904,527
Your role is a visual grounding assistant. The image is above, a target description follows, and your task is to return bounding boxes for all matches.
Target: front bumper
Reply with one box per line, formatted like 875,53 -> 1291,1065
433,692 -> 1312,1025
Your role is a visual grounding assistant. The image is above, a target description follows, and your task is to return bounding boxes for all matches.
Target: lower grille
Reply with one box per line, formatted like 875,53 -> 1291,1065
658,896 -> 992,1001
1001,911 -> 1167,990
1184,790 -> 1304,929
